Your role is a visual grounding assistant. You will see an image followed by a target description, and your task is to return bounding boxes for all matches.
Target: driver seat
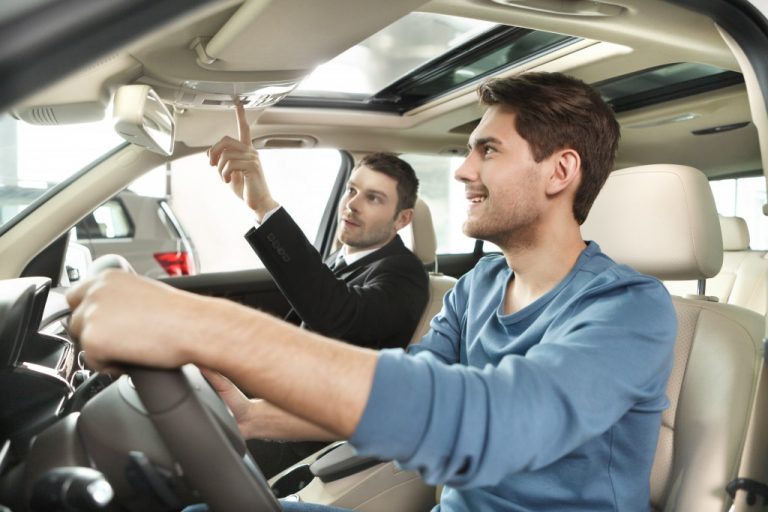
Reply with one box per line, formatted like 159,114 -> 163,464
581,164 -> 764,512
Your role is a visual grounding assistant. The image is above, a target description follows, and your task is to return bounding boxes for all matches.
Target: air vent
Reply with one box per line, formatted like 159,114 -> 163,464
14,102 -> 105,125
83,53 -> 119,71
29,107 -> 57,125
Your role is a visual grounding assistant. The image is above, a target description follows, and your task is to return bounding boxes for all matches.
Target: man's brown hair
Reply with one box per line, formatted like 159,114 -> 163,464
356,152 -> 419,213
478,72 -> 620,224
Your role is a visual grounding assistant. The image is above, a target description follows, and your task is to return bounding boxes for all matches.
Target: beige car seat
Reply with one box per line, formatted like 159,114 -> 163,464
403,197 -> 457,343
581,164 -> 764,512
665,215 -> 768,314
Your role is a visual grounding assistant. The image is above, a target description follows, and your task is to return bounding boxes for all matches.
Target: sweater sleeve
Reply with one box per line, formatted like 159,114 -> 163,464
349,275 -> 676,487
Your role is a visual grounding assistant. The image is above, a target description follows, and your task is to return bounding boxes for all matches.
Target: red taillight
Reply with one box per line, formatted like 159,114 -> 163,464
153,251 -> 194,276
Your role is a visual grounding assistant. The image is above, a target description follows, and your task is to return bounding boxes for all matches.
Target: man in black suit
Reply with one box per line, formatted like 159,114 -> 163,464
207,104 -> 429,475
242,152 -> 429,350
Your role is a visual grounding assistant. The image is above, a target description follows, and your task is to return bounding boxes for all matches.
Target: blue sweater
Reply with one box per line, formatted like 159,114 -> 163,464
349,242 -> 677,512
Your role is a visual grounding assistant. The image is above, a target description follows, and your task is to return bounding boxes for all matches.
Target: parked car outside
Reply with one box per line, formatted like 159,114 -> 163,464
73,190 -> 198,278
0,184 -> 198,278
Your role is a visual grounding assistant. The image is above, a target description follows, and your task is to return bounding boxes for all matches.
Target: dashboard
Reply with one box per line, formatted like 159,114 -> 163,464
0,278 -> 77,452
0,277 -> 258,511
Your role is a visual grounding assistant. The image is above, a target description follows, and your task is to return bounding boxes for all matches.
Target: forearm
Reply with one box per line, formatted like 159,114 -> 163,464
244,399 -> 339,441
189,296 -> 378,438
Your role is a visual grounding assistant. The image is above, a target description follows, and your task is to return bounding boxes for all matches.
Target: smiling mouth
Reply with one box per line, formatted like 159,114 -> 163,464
467,193 -> 487,205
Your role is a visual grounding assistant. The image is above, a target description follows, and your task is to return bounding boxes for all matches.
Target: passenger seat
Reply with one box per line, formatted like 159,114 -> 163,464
665,215 -> 768,314
402,198 -> 457,343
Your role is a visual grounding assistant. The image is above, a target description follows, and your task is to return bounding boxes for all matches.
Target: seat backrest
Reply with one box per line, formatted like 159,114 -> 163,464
581,164 -> 764,512
402,198 -> 457,343
664,215 -> 768,314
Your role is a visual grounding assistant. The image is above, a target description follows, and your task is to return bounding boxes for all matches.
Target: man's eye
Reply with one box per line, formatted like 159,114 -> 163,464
482,145 -> 496,155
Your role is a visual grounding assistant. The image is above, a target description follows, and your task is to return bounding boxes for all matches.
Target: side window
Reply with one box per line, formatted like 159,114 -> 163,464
75,199 -> 132,239
68,149 -> 342,279
168,149 -> 343,274
710,176 -> 768,249
399,153 -> 478,254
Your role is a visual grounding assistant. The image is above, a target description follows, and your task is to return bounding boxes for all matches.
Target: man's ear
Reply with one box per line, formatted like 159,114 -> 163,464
394,208 -> 414,231
545,149 -> 581,196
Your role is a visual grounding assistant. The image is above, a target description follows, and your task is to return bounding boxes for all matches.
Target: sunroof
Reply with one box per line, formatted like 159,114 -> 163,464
293,13 -> 496,98
281,13 -> 579,113
594,62 -> 744,113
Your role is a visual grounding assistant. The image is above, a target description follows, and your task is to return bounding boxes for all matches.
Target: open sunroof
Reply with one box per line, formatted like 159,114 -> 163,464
280,13 -> 743,116
279,12 -> 579,113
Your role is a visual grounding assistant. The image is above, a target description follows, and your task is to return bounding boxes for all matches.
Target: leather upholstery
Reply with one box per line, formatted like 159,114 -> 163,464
402,197 -> 457,343
720,215 -> 751,251
581,164 -> 723,280
583,164 -> 763,512
405,198 -> 438,268
664,215 -> 768,314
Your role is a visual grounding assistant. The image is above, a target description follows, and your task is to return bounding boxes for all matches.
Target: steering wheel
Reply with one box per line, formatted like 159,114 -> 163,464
128,365 -> 282,511
79,256 -> 282,511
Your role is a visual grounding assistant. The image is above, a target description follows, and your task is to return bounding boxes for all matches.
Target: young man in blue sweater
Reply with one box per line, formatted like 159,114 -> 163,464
67,72 -> 677,511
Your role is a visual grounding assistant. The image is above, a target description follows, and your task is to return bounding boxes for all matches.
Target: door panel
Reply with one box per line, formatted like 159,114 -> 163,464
163,269 -> 294,322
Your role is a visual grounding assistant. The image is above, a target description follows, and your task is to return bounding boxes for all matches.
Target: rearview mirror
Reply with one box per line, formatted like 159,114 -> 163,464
113,85 -> 175,156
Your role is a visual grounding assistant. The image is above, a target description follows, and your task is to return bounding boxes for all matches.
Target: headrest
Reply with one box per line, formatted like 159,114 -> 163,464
719,215 -> 750,251
581,164 -> 723,281
406,197 -> 437,266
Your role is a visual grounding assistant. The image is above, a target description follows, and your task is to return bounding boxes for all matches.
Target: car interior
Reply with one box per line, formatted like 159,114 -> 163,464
0,0 -> 767,511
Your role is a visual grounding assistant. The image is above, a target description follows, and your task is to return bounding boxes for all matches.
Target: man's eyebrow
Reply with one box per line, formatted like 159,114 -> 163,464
365,188 -> 389,199
468,136 -> 502,150
347,179 -> 389,199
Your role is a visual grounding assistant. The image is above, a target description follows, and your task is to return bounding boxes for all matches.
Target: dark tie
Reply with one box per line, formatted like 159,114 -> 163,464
330,257 -> 347,273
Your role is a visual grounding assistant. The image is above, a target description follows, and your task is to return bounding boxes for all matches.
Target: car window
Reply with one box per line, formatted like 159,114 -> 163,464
400,153 -> 480,254
710,176 -> 768,249
159,148 -> 343,274
0,114 -> 124,231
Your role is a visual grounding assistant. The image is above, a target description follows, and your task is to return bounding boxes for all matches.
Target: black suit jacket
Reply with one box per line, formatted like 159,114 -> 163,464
245,207 -> 429,350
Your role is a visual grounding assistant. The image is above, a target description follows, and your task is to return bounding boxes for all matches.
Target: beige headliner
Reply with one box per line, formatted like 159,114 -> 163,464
10,0 -> 762,177
1,0 -> 765,279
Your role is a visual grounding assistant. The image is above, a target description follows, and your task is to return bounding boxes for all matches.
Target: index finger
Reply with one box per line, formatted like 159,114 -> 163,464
235,101 -> 251,145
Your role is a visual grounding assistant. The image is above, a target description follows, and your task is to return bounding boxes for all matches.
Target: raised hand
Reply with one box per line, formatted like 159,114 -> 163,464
207,102 -> 278,220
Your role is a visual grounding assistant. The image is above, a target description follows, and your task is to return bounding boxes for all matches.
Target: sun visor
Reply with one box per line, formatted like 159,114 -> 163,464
189,0 -> 427,71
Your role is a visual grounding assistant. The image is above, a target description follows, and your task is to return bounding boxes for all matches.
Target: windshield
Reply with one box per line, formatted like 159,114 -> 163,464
0,114 -> 123,231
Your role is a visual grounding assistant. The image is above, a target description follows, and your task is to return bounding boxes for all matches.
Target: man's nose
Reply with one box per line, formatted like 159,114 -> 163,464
454,154 -> 478,183
345,195 -> 361,212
